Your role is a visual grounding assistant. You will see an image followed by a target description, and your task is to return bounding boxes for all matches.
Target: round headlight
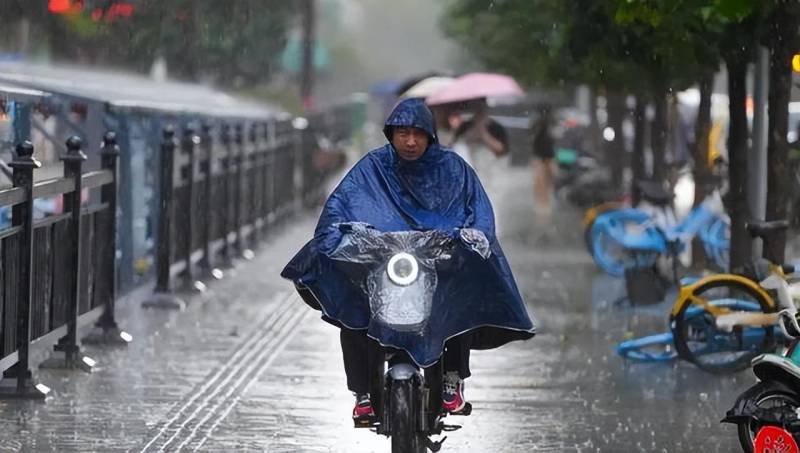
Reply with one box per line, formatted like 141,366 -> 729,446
387,252 -> 419,286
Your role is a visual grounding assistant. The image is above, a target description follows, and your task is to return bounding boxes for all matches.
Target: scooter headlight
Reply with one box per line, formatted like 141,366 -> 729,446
387,252 -> 419,286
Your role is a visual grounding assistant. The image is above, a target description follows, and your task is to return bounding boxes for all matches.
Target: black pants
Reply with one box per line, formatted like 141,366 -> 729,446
341,328 -> 472,395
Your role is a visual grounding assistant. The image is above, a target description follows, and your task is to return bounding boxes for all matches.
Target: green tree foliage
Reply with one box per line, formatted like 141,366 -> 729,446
442,0 -> 725,94
443,0 -> 792,269
442,0 -> 585,88
0,0 -> 298,87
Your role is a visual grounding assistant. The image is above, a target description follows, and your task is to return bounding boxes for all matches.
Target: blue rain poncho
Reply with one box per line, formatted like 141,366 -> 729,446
281,98 -> 535,366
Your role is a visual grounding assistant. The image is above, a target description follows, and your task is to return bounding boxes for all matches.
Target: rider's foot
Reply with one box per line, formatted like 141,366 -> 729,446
352,393 -> 375,426
442,371 -> 466,413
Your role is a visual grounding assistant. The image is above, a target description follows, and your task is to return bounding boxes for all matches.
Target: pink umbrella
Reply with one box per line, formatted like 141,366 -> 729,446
426,72 -> 524,106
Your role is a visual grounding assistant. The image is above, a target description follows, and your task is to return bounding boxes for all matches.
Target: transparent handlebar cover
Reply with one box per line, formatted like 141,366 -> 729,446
329,223 -> 490,333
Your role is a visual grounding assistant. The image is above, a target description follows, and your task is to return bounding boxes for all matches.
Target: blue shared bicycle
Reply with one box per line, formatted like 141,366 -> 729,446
589,188 -> 729,278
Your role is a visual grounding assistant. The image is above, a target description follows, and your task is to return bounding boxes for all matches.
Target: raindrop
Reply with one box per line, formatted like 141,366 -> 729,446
699,392 -> 709,402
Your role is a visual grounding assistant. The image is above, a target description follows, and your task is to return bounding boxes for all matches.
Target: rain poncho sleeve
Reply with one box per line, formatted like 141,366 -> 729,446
281,98 -> 535,366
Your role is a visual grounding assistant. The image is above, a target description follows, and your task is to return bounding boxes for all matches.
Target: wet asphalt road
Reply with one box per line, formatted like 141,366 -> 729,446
0,160 -> 753,452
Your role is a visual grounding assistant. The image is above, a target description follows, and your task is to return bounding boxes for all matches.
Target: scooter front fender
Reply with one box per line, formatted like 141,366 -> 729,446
722,378 -> 796,424
387,363 -> 420,381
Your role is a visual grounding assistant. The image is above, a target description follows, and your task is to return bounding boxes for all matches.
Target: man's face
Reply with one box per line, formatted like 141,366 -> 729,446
392,126 -> 429,161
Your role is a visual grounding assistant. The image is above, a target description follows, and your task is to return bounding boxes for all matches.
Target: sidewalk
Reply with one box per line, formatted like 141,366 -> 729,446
0,158 -> 746,452
0,209 -> 322,452
0,159 -> 549,453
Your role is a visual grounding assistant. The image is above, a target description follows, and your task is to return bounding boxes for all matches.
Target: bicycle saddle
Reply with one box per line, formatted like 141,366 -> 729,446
746,220 -> 790,240
636,180 -> 672,206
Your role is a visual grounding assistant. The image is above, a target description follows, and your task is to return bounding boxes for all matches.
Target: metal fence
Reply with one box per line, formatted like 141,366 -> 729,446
0,103 -> 355,399
0,134 -> 119,398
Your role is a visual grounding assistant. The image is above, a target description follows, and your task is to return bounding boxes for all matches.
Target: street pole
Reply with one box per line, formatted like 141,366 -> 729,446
300,0 -> 315,112
750,46 -> 769,257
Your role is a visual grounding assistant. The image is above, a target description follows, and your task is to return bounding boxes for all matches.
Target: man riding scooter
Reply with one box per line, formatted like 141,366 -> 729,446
281,98 -> 536,427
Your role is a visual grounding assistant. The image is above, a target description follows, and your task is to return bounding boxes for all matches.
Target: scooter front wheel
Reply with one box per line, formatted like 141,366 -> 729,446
389,379 -> 426,453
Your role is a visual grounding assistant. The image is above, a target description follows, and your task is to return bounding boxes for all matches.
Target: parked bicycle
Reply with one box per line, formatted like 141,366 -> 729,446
617,220 -> 795,374
589,183 -> 729,278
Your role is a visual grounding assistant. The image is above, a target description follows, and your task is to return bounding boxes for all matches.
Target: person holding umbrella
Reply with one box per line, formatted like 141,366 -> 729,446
426,72 -> 522,192
449,104 -> 508,167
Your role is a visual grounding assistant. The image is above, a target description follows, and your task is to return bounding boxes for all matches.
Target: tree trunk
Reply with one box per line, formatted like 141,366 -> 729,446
300,0 -> 316,111
651,91 -> 668,184
632,97 -> 647,205
691,75 -> 714,269
606,93 -> 626,193
726,56 -> 753,270
588,86 -> 601,159
763,4 -> 799,264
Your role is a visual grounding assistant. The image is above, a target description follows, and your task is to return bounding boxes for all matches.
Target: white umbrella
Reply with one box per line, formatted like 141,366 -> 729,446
400,76 -> 455,99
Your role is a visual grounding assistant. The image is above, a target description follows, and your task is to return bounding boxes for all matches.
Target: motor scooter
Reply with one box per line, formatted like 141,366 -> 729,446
722,263 -> 800,452
297,227 -> 482,452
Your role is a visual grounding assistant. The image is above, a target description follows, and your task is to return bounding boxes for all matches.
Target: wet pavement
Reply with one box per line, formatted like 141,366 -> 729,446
0,157 -> 753,452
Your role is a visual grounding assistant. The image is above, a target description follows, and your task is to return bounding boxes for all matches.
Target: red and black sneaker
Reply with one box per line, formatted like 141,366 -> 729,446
442,372 -> 467,413
352,394 -> 375,428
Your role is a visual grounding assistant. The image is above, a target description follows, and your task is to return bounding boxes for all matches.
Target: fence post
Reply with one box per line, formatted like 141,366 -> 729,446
180,125 -> 199,290
40,137 -> 96,372
0,141 -> 49,399
197,122 -> 222,280
292,117 -> 308,215
263,122 -> 275,232
234,123 -> 248,259
248,123 -> 261,250
219,123 -> 234,269
83,132 -> 132,345
142,126 -> 185,310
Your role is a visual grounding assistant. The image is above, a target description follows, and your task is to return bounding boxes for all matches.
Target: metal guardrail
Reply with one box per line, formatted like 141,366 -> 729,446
0,134 -> 120,398
0,102 -> 355,400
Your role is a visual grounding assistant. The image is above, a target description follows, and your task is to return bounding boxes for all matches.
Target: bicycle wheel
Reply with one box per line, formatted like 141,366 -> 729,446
700,216 -> 730,271
590,215 -> 657,277
582,202 -> 624,253
616,331 -> 677,362
672,278 -> 775,374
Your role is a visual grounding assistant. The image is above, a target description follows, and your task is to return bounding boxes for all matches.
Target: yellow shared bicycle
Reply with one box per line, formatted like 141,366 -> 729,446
617,220 -> 796,374
669,221 -> 796,373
